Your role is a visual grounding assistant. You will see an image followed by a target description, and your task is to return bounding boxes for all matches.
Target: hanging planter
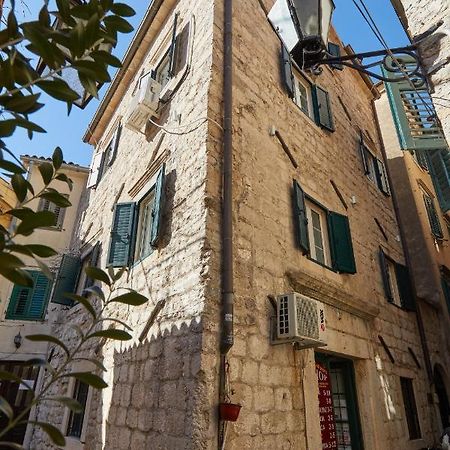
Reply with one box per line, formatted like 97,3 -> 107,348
219,402 -> 242,422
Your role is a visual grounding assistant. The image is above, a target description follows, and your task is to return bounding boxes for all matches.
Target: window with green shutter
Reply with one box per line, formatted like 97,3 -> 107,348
423,192 -> 443,238
280,44 -> 294,99
108,165 -> 166,267
327,42 -> 343,70
312,85 -> 334,131
441,276 -> 450,314
52,255 -> 81,306
427,148 -> 450,213
382,58 -> 446,151
293,180 -> 310,254
328,212 -> 356,274
6,271 -> 51,320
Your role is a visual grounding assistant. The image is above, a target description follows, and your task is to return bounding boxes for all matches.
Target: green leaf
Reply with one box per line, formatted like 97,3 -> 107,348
98,317 -> 132,331
84,267 -> 110,286
0,253 -> 24,270
0,268 -> 33,287
83,285 -> 105,301
37,79 -> 80,103
38,192 -> 71,207
0,120 -> 17,138
0,93 -> 42,114
55,173 -> 73,191
29,422 -> 65,446
68,372 -> 108,389
72,357 -> 107,372
25,358 -> 56,374
87,329 -> 132,341
48,396 -> 83,413
64,294 -> 96,319
38,163 -> 53,185
34,259 -> 54,281
0,396 -> 13,420
13,117 -> 46,134
24,245 -> 58,258
16,211 -> 57,235
109,291 -> 148,306
90,50 -> 122,68
110,3 -> 136,17
0,442 -> 24,449
6,207 -> 34,221
0,157 -> 25,174
79,72 -> 98,98
26,335 -> 70,358
0,371 -> 33,388
52,147 -> 63,170
103,15 -> 134,33
11,174 -> 27,202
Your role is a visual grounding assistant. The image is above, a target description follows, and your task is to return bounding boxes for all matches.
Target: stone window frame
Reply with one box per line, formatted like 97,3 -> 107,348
61,362 -> 94,450
305,199 -> 332,268
292,69 -> 314,120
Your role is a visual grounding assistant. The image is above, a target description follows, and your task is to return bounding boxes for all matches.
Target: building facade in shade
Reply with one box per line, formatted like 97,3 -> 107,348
28,1 -> 449,449
390,0 -> 450,143
0,177 -> 15,229
0,155 -> 89,447
375,80 -> 450,435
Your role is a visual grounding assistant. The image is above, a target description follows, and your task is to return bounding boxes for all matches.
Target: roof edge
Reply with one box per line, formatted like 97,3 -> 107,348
20,155 -> 90,173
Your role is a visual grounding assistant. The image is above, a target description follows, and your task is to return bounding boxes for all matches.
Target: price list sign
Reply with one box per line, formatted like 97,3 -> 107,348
316,362 -> 338,450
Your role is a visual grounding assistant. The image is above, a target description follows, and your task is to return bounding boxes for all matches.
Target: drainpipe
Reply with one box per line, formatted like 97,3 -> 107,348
219,0 -> 233,446
371,100 -> 433,383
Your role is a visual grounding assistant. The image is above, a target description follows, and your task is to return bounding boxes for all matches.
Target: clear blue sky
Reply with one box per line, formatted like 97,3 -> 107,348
6,0 -> 408,168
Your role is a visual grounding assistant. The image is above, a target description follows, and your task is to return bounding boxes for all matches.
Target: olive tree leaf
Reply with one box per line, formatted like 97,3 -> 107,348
55,173 -> 73,191
87,329 -> 132,341
83,285 -> 105,301
52,147 -> 63,170
25,335 -> 70,358
11,173 -> 27,202
0,441 -> 24,449
29,422 -> 65,446
64,293 -> 96,319
109,291 -> 147,306
84,267 -> 111,286
38,162 -> 53,185
110,3 -> 136,17
0,268 -> 33,287
38,192 -> 71,207
0,158 -> 25,174
0,396 -> 14,420
47,397 -> 83,413
24,245 -> 58,258
16,211 -> 57,235
72,357 -> 107,372
66,372 -> 108,389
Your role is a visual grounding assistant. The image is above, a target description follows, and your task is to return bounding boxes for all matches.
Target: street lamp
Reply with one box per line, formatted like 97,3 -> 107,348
268,0 -> 439,84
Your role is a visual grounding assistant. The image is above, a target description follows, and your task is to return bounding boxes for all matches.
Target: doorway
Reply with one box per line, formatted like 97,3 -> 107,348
434,365 -> 450,429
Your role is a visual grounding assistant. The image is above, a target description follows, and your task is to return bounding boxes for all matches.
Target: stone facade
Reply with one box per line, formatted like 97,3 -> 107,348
31,1 -> 449,449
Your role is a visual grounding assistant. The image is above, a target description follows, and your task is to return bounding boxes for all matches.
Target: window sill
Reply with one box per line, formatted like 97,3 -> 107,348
306,256 -> 336,273
5,317 -> 47,322
41,227 -> 63,232
131,250 -> 156,269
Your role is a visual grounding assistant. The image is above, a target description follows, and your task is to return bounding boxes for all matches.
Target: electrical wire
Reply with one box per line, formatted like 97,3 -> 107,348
148,116 -> 223,136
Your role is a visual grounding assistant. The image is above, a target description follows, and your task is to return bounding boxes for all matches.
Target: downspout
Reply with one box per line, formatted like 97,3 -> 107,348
219,0 -> 233,447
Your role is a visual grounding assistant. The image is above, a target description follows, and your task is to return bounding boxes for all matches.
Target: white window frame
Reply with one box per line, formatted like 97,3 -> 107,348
386,258 -> 402,307
293,71 -> 313,119
134,188 -> 157,262
38,196 -> 67,230
305,201 -> 331,267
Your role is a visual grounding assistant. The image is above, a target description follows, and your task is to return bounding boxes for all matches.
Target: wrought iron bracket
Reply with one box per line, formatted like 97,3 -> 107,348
305,44 -> 426,84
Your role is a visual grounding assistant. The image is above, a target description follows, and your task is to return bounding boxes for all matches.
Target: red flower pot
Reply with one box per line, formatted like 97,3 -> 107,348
219,402 -> 242,422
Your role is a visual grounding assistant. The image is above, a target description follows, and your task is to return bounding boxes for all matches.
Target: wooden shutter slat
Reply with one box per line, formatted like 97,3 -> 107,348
52,255 -> 81,306
312,85 -> 335,131
29,273 -> 51,319
375,158 -> 390,196
423,194 -> 443,238
395,263 -> 415,311
327,42 -> 343,70
281,44 -> 294,99
107,202 -> 136,267
293,180 -> 310,254
327,212 -> 356,274
151,164 -> 166,247
427,148 -> 450,213
379,248 -> 393,302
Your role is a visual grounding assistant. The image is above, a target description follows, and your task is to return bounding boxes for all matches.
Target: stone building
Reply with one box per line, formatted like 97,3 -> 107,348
390,0 -> 450,143
0,155 -> 89,447
28,1 -> 449,449
375,80 -> 450,435
0,177 -> 15,229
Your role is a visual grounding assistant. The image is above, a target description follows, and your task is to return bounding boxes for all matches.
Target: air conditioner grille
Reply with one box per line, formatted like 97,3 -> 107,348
295,295 -> 319,339
279,295 -> 290,335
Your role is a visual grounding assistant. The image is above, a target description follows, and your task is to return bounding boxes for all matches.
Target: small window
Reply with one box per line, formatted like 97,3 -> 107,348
76,244 -> 100,296
400,377 -> 421,440
66,380 -> 89,439
360,142 -> 390,195
6,271 -> 51,320
154,51 -> 171,89
423,191 -> 443,238
135,189 -> 157,261
38,197 -> 67,230
386,259 -> 402,307
293,73 -> 313,118
410,149 -> 428,171
306,201 -> 331,266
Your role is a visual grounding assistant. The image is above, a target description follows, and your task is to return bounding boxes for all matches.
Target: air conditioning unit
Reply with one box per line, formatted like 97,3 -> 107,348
272,293 -> 327,348
125,76 -> 161,132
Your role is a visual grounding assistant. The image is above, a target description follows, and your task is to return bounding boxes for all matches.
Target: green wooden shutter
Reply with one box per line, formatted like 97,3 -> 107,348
107,124 -> 122,167
168,13 -> 179,77
413,149 -> 429,171
7,271 -> 51,320
379,248 -> 393,302
107,202 -> 136,267
293,180 -> 310,254
359,141 -> 370,175
327,212 -> 356,274
427,148 -> 450,213
84,242 -> 101,290
441,277 -> 450,314
151,164 -> 166,247
281,44 -> 294,99
375,158 -> 390,196
328,42 -> 343,70
423,193 -> 443,238
382,58 -> 446,150
52,255 -> 81,306
395,263 -> 415,311
312,86 -> 335,131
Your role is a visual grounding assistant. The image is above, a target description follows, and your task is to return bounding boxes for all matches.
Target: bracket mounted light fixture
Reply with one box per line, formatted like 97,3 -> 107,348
268,0 -> 441,85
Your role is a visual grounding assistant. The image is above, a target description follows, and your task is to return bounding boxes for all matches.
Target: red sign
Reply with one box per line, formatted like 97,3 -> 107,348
316,362 -> 338,450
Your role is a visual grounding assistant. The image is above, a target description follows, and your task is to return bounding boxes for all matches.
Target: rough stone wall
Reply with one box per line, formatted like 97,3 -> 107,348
200,0 -> 440,449
32,0 -> 217,448
394,0 -> 450,143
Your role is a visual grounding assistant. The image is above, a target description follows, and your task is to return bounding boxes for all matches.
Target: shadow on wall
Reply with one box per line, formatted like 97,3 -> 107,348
89,318 -> 208,450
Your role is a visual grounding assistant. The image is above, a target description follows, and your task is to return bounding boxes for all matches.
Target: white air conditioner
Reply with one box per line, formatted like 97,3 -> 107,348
272,293 -> 327,348
125,76 -> 161,132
